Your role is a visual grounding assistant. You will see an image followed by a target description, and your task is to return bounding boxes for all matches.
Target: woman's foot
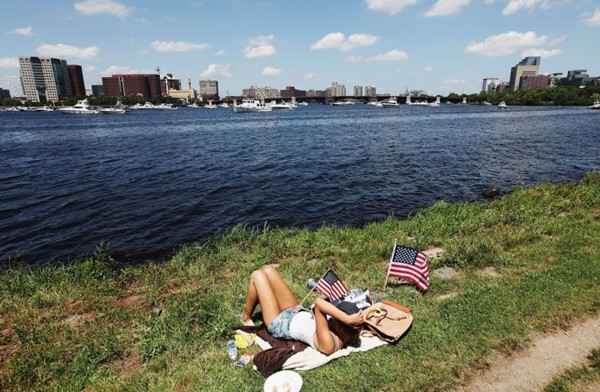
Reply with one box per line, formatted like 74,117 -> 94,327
241,313 -> 255,327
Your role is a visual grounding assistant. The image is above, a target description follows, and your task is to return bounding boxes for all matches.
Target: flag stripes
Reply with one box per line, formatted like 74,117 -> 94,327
387,244 -> 430,291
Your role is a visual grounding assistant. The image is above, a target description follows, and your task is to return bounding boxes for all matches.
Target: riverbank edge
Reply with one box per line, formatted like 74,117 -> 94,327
1,172 -> 599,391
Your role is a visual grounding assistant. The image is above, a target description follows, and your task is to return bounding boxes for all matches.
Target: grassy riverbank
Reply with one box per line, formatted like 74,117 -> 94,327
1,173 -> 599,391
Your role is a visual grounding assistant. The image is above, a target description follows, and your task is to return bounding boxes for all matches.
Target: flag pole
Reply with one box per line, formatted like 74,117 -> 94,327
383,240 -> 397,291
300,270 -> 328,306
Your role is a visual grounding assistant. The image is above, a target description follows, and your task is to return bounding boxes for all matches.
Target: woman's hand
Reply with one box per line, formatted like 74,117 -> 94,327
344,312 -> 364,327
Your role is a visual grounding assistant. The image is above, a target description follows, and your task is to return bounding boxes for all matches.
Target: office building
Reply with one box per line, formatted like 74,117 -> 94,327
242,86 -> 279,99
102,74 -> 161,98
353,85 -> 364,97
520,74 -> 550,90
561,70 -> 592,86
327,82 -> 346,97
199,80 -> 219,100
91,85 -> 104,97
280,86 -> 306,98
365,86 -> 376,97
19,57 -> 73,102
0,88 -> 10,100
168,89 -> 196,102
509,57 -> 541,91
67,65 -> 86,98
306,89 -> 326,98
161,74 -> 181,96
482,78 -> 500,93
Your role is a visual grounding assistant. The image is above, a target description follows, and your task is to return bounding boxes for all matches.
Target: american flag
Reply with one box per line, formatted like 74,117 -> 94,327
315,270 -> 349,302
387,244 -> 430,291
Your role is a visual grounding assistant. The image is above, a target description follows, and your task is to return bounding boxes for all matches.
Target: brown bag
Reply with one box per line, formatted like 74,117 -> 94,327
362,302 -> 413,343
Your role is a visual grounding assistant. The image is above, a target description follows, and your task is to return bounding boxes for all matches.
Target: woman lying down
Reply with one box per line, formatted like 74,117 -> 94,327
242,265 -> 364,355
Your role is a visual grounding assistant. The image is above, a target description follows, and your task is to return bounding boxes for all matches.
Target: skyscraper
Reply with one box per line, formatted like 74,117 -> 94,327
364,86 -> 376,97
102,74 -> 161,97
68,65 -> 86,98
19,57 -> 73,102
327,82 -> 346,97
481,78 -> 499,93
353,85 -> 364,97
509,57 -> 541,91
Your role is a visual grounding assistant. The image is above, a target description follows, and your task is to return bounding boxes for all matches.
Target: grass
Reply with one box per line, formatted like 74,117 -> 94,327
1,173 -> 599,391
544,348 -> 600,392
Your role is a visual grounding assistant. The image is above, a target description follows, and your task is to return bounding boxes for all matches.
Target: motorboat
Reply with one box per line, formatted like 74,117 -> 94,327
187,103 -> 201,109
219,102 -> 230,108
332,100 -> 356,106
367,101 -> 384,107
483,101 -> 493,106
204,103 -> 218,109
268,101 -> 295,110
591,100 -> 600,110
296,102 -> 309,107
100,101 -> 127,114
129,102 -> 156,110
498,101 -> 508,109
33,105 -> 55,112
155,103 -> 177,110
428,96 -> 441,107
461,97 -> 468,105
405,95 -> 428,106
3,106 -> 20,112
381,97 -> 400,107
58,99 -> 100,114
233,99 -> 272,112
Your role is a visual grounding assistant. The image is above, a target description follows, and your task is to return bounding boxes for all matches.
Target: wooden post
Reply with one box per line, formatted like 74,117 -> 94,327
383,240 -> 397,290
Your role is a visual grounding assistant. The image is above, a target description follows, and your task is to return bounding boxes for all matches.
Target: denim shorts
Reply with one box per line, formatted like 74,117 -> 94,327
267,306 -> 301,339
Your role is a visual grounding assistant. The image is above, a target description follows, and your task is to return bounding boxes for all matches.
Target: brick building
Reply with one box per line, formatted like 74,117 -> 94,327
102,74 -> 161,98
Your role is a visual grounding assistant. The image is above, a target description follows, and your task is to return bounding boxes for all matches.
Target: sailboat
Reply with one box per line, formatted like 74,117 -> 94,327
498,101 -> 508,109
591,100 -> 600,110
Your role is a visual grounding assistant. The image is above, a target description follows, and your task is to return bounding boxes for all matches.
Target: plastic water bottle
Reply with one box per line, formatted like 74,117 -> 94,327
226,340 -> 238,361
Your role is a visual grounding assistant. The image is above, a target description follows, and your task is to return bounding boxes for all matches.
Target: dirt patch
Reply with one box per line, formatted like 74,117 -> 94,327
64,313 -> 97,329
436,292 -> 460,301
115,295 -> 150,310
423,247 -> 445,259
457,316 -> 600,392
107,351 -> 142,379
477,267 -> 501,279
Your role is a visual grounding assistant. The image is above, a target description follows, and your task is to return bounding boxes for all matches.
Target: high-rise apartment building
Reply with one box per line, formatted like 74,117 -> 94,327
67,65 -> 86,97
509,57 -> 541,91
19,57 -> 73,102
0,88 -> 10,100
199,80 -> 219,100
519,74 -> 550,91
280,86 -> 306,98
327,82 -> 346,97
161,74 -> 181,96
481,78 -> 499,93
91,85 -> 104,97
353,85 -> 364,97
102,74 -> 161,97
364,86 -> 376,97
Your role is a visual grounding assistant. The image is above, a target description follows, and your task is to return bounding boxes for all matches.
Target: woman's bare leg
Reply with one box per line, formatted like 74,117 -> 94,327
242,269 -> 281,326
261,265 -> 299,310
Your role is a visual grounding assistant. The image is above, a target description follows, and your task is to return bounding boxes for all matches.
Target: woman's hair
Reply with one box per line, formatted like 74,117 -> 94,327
327,318 -> 361,349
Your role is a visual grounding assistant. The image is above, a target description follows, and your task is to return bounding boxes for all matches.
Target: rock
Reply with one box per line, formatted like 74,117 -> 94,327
479,267 -> 501,278
433,267 -> 458,281
423,247 -> 445,259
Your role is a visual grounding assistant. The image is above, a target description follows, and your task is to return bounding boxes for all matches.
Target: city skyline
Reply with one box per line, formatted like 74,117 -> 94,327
1,0 -> 600,96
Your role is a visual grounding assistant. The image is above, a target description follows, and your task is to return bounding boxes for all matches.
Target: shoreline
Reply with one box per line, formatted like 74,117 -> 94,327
1,172 -> 599,390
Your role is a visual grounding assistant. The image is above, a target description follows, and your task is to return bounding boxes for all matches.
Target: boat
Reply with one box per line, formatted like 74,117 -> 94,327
498,101 -> 508,109
381,97 -> 400,107
296,102 -> 309,107
268,101 -> 295,110
367,101 -> 383,107
187,103 -> 201,109
33,105 -> 55,112
219,102 -> 230,108
332,100 -> 355,106
483,101 -> 493,106
58,99 -> 100,115
155,103 -> 177,110
233,99 -> 272,112
428,96 -> 441,107
405,95 -> 428,106
129,102 -> 156,110
204,103 -> 218,109
3,106 -> 20,112
591,100 -> 600,110
461,97 -> 468,105
100,101 -> 127,114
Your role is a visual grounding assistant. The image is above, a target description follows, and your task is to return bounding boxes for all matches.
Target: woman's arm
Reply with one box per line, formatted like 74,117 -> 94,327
312,298 -> 363,354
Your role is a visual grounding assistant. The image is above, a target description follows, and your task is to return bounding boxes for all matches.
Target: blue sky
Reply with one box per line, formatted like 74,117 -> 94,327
1,0 -> 599,96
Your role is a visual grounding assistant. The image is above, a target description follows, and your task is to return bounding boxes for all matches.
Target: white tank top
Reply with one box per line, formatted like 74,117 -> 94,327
289,311 -> 316,348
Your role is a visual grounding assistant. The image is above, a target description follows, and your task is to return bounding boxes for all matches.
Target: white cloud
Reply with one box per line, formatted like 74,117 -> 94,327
101,65 -> 146,76
502,0 -> 564,16
584,7 -> 600,26
0,58 -> 19,68
74,0 -> 131,17
151,41 -> 209,53
366,0 -> 418,15
200,64 -> 232,78
215,49 -> 225,56
11,26 -> 34,36
347,49 -> 409,63
244,35 -> 276,58
37,43 -> 99,59
262,66 -> 282,77
304,73 -> 316,80
424,66 -> 433,72
444,79 -> 466,85
310,33 -> 379,51
521,47 -> 562,58
425,0 -> 472,17
84,65 -> 96,73
465,31 -> 557,57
